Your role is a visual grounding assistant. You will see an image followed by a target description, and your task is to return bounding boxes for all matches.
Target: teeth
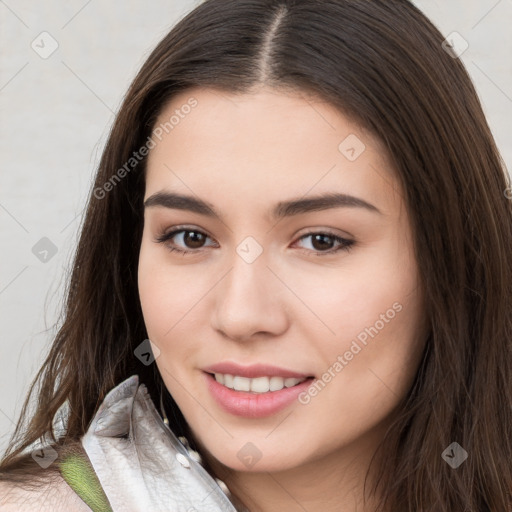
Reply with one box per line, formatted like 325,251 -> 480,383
213,374 -> 307,393
251,376 -> 270,393
224,374 -> 234,388
269,376 -> 284,391
284,377 -> 302,388
233,376 -> 251,392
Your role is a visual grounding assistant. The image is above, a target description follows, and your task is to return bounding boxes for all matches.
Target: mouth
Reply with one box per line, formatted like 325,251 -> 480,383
206,372 -> 314,393
203,371 -> 316,418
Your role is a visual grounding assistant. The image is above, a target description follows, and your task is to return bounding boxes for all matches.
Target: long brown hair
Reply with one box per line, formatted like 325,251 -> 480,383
2,1 -> 511,510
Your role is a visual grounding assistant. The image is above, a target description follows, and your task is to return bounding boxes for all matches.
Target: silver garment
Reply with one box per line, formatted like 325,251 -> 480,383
81,375 -> 245,512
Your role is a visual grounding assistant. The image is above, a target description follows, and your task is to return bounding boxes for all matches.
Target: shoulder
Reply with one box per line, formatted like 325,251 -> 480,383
0,474 -> 93,512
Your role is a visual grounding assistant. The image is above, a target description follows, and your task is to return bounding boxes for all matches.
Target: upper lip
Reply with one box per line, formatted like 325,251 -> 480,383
203,362 -> 312,379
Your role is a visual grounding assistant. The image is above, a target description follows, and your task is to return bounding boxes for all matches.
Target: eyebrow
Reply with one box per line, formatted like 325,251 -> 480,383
143,191 -> 382,219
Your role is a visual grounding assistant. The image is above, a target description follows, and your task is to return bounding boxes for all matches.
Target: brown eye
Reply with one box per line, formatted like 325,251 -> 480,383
181,230 -> 207,249
155,227 -> 354,257
295,232 -> 355,255
155,228 -> 216,254
310,234 -> 336,251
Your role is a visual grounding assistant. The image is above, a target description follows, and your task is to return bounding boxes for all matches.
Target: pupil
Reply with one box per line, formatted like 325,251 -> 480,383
313,234 -> 333,251
185,231 -> 204,248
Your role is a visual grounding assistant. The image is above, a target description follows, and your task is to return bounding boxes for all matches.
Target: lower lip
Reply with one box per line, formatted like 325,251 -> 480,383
204,372 -> 314,418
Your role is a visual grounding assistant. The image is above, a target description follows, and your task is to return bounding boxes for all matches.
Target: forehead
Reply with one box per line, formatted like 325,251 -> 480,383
144,86 -> 401,218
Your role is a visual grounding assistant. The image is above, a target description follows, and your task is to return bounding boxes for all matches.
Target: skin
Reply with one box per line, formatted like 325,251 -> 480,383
138,85 -> 428,512
0,478 -> 94,511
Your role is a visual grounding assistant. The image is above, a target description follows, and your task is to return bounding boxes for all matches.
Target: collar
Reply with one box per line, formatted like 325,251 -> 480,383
81,375 -> 244,511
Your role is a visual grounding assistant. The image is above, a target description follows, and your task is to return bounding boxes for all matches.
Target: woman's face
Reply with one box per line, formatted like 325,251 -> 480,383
138,85 -> 427,474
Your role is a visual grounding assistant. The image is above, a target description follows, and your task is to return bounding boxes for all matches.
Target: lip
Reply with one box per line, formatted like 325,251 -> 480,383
204,372 -> 315,418
202,362 -> 311,379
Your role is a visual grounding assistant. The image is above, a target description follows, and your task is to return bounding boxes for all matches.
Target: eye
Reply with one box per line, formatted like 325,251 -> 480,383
154,227 -> 217,255
294,232 -> 355,255
154,227 -> 355,256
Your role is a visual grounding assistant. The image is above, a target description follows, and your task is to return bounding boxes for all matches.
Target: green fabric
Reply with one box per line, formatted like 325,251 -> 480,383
59,453 -> 113,512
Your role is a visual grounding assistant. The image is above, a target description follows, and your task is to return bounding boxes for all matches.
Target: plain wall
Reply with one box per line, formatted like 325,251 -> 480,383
1,0 -> 511,456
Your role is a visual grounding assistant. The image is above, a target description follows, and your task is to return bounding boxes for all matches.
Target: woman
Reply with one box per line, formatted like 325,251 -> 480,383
1,0 -> 511,510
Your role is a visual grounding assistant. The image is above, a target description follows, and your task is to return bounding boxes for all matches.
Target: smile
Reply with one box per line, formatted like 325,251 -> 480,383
204,372 -> 315,418
212,373 -> 308,393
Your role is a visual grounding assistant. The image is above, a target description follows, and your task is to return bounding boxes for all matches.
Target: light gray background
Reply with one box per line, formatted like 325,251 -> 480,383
1,0 -> 511,456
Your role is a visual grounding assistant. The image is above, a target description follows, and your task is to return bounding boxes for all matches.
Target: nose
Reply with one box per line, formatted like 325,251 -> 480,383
211,250 -> 289,343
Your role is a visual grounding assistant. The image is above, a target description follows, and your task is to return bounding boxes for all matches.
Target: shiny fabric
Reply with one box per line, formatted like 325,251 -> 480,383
81,375 -> 244,512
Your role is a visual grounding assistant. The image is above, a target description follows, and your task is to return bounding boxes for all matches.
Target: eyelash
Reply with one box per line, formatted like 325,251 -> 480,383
154,226 -> 355,257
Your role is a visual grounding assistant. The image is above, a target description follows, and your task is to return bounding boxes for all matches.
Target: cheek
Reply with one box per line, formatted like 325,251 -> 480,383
288,235 -> 420,347
138,252 -> 199,400
137,240 -> 212,373
292,233 -> 424,405
138,242 -> 186,342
